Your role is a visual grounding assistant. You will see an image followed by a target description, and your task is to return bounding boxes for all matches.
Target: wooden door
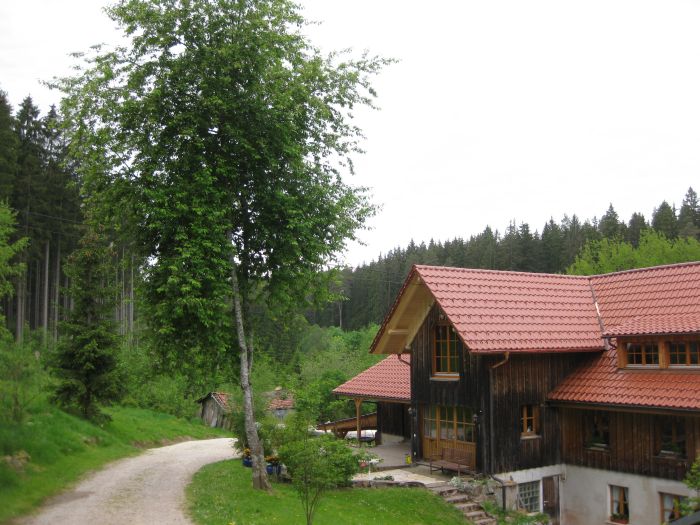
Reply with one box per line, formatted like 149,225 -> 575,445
421,405 -> 477,469
542,476 -> 559,525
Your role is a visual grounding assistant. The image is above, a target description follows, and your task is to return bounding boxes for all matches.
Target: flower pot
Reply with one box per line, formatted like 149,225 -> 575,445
242,457 -> 253,468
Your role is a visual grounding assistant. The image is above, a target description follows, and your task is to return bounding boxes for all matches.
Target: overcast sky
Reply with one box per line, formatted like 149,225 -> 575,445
1,0 -> 698,267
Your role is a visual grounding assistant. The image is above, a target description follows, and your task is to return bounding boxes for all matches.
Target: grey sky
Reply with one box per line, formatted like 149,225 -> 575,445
1,1 -> 698,267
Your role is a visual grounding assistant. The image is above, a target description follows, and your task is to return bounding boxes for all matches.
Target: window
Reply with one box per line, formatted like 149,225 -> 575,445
627,342 -> 659,366
423,405 -> 475,443
520,405 -> 539,437
669,341 -> 700,366
660,493 -> 686,524
585,411 -> 610,448
657,417 -> 686,457
433,324 -> 462,376
424,405 -> 437,439
518,481 -> 540,512
610,485 -> 629,522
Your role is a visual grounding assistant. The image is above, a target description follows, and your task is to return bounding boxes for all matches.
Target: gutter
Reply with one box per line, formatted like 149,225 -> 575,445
489,352 -> 510,475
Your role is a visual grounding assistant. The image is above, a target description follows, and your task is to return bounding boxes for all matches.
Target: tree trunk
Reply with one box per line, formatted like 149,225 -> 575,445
43,240 -> 50,347
229,254 -> 271,490
53,241 -> 61,343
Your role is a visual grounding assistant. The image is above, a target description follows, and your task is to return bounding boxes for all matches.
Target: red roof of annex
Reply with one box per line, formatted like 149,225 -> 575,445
333,354 -> 411,402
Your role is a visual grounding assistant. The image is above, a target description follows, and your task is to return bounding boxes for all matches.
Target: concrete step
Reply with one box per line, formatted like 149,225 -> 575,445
430,484 -> 458,496
473,519 -> 497,525
444,494 -> 469,504
455,502 -> 480,513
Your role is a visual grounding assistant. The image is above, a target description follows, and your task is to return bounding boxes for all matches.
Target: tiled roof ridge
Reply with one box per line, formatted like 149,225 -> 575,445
413,264 -> 588,280
414,260 -> 700,280
589,260 -> 700,279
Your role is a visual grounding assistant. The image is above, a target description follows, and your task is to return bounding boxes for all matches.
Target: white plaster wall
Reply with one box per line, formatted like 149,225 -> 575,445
496,464 -> 566,512
560,465 -> 693,525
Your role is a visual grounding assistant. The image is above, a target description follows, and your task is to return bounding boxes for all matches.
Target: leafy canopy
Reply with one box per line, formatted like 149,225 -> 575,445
567,230 -> 700,275
56,0 -> 388,379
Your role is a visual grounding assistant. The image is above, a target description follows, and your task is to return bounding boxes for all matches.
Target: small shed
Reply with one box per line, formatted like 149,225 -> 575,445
197,392 -> 233,429
268,387 -> 295,420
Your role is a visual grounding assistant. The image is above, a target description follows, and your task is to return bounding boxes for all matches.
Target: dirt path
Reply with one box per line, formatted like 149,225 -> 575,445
19,438 -> 236,525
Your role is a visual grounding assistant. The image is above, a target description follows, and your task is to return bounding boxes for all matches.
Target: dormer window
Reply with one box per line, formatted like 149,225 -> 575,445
432,324 -> 461,377
669,341 -> 700,366
618,338 -> 700,369
626,342 -> 659,366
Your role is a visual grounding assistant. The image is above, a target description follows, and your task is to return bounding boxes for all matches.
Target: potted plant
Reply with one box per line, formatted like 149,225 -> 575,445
610,513 -> 629,524
242,448 -> 253,468
266,454 -> 281,475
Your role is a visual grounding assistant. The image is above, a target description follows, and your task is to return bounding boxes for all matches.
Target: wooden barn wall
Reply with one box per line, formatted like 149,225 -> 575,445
561,408 -> 700,481
378,402 -> 411,438
410,305 -> 490,469
411,306 -> 585,473
489,353 -> 585,474
410,304 -> 588,473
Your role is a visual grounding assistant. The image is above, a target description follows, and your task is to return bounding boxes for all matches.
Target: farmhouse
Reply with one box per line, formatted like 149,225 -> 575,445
342,262 -> 700,525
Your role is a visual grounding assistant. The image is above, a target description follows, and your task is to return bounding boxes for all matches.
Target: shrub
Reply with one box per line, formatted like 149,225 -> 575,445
279,434 -> 358,525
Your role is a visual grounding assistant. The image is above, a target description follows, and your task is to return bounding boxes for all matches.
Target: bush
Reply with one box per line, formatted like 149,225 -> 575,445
0,334 -> 49,423
279,433 -> 358,525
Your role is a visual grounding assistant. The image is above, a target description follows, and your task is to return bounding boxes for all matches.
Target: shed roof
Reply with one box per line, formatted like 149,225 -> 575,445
333,355 -> 411,402
196,392 -> 232,411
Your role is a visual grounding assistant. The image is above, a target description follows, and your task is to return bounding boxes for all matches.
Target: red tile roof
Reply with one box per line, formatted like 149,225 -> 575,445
333,355 -> 411,402
377,266 -> 605,354
269,397 -> 295,410
549,262 -> 700,410
549,346 -> 700,410
366,261 -> 700,410
591,262 -> 700,330
602,313 -> 700,337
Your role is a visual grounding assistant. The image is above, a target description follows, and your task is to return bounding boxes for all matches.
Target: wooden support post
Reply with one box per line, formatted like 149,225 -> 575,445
355,398 -> 363,445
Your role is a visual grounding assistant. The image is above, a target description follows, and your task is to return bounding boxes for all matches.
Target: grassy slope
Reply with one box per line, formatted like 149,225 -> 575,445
0,405 -> 229,523
187,459 -> 467,525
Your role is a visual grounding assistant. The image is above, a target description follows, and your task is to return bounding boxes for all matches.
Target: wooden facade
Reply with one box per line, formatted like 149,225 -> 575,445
377,402 -> 411,439
410,305 -> 587,474
560,407 -> 700,481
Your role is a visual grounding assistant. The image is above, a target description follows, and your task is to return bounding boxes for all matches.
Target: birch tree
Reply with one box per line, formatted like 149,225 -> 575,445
57,0 -> 387,489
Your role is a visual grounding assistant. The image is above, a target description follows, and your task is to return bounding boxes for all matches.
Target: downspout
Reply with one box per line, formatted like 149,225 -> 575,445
489,351 -> 510,502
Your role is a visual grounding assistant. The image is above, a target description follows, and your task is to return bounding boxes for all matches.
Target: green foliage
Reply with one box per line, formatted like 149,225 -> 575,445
295,370 -> 354,423
481,500 -> 549,525
0,334 -> 49,423
52,227 -> 123,421
683,457 -> 700,515
57,0 -> 388,385
279,434 -> 359,525
188,459 -> 467,525
0,201 -> 28,301
567,230 -> 700,275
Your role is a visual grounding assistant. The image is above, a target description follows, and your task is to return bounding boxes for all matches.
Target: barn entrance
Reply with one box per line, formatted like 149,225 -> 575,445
421,405 -> 477,470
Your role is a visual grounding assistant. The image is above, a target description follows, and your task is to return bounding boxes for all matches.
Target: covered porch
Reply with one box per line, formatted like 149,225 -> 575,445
331,354 -> 412,447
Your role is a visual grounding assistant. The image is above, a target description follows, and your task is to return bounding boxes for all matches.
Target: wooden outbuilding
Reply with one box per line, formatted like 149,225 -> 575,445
196,392 -> 233,429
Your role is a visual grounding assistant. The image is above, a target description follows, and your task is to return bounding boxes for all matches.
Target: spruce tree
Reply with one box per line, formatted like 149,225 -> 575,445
652,201 -> 679,239
0,91 -> 18,200
52,227 -> 121,421
678,187 -> 700,239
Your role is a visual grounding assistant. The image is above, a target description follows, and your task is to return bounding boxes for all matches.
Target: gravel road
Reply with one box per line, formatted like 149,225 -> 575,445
18,438 -> 236,525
